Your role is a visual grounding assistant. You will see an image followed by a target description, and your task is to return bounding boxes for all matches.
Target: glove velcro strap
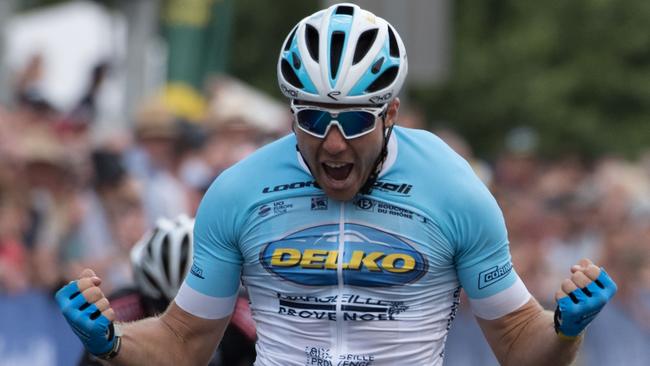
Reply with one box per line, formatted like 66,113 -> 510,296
95,323 -> 122,360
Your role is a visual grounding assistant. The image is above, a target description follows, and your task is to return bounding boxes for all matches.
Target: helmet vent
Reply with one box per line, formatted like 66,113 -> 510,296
180,235 -> 191,277
147,229 -> 158,257
305,24 -> 319,62
371,57 -> 384,74
161,235 -> 171,282
292,52 -> 301,69
366,66 -> 398,93
387,25 -> 399,57
284,25 -> 298,51
335,5 -> 354,15
330,31 -> 345,80
281,59 -> 304,89
143,271 -> 160,298
353,29 -> 378,65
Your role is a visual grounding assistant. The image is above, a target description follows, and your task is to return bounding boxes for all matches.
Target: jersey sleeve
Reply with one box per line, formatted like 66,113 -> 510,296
175,172 -> 245,319
450,179 -> 531,320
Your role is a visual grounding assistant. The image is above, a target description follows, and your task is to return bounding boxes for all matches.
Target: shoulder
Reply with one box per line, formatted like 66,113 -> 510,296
393,127 -> 492,204
392,127 -> 477,188
391,128 -> 504,244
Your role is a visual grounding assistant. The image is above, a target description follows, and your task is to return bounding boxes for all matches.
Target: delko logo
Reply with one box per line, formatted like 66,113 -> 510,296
260,224 -> 427,287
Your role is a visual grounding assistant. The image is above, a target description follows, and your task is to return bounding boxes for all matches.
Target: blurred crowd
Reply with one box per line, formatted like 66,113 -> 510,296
1,58 -> 649,365
0,59 -> 292,296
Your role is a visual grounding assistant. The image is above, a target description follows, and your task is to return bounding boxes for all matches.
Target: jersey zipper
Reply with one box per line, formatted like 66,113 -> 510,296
335,202 -> 346,362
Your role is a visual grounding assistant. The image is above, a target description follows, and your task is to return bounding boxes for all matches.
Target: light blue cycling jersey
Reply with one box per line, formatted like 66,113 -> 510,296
176,126 -> 530,366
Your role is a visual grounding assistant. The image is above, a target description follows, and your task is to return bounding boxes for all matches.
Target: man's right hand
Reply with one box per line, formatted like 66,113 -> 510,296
55,268 -> 118,357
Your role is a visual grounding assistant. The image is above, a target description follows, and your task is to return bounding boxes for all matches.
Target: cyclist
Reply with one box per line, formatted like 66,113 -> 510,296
56,3 -> 616,365
77,215 -> 255,366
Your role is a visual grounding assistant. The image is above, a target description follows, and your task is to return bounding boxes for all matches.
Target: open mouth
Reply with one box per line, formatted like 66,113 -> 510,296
322,162 -> 353,181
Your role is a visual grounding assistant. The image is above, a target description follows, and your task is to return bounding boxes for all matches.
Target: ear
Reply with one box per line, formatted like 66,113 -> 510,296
384,98 -> 400,128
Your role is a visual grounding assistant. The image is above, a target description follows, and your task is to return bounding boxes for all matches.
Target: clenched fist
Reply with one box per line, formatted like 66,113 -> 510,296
554,258 -> 617,338
55,269 -> 121,359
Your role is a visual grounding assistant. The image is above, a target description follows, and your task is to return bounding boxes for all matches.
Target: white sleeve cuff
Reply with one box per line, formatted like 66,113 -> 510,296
174,282 -> 237,320
469,276 -> 531,320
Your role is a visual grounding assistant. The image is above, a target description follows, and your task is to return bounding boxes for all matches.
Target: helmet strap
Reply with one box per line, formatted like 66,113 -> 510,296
359,116 -> 393,195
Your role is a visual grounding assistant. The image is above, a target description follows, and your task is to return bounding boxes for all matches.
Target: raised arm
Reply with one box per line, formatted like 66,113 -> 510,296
476,259 -> 616,366
56,269 -> 230,366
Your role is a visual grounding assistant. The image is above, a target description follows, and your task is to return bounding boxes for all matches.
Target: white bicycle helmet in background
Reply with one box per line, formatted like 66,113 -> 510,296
277,2 -> 408,105
130,214 -> 194,301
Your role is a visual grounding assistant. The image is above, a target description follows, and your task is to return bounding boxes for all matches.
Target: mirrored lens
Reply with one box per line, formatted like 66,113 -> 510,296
296,110 -> 332,136
296,109 -> 377,138
336,111 -> 377,137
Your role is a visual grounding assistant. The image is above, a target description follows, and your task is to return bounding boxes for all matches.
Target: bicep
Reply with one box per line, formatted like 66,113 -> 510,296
160,301 -> 231,364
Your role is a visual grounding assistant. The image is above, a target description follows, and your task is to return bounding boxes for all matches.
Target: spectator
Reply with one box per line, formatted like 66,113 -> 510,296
125,98 -> 190,224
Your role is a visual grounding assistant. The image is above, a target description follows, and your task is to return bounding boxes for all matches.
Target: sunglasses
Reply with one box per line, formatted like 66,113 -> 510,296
291,100 -> 388,139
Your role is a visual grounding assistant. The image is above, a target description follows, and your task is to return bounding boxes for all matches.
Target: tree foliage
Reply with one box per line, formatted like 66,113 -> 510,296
411,0 -> 650,159
228,0 -> 319,98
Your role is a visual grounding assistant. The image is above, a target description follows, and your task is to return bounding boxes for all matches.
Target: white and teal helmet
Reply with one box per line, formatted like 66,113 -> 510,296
131,215 -> 194,301
277,3 -> 408,105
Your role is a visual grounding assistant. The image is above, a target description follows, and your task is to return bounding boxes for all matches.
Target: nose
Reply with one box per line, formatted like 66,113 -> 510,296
322,124 -> 348,155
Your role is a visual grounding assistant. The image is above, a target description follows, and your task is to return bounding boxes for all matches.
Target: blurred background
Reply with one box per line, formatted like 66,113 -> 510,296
0,0 -> 648,365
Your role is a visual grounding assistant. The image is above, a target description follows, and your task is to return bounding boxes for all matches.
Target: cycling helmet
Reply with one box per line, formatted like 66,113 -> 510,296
130,214 -> 194,301
277,3 -> 408,105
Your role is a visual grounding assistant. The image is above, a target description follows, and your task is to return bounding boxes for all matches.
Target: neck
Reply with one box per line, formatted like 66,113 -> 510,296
360,125 -> 393,195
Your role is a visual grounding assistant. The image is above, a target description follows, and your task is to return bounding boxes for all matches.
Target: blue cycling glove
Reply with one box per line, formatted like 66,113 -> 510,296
55,281 -> 118,356
554,269 -> 617,338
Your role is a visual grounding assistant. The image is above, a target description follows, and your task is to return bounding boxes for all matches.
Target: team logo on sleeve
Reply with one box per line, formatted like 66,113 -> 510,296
190,264 -> 205,279
260,224 -> 427,287
478,262 -> 512,289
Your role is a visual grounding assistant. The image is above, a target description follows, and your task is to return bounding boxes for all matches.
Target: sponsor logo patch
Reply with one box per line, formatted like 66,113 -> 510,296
273,200 -> 293,214
190,264 -> 205,279
279,293 -> 409,322
258,204 -> 271,217
311,196 -> 328,211
356,198 -> 375,211
372,181 -> 413,195
262,180 -> 320,194
354,198 -> 428,223
478,262 -> 513,289
260,224 -> 427,287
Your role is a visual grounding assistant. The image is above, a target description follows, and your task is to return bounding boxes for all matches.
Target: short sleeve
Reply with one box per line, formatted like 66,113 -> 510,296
450,181 -> 531,320
175,173 -> 245,319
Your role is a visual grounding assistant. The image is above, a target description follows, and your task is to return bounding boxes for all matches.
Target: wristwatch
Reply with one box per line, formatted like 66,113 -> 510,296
96,323 -> 122,360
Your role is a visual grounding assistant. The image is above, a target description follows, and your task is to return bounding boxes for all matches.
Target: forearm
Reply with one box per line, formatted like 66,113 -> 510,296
104,316 -> 191,366
103,303 -> 230,366
504,309 -> 582,366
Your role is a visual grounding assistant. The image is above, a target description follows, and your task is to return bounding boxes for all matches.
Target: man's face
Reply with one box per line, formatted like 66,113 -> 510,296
294,99 -> 399,201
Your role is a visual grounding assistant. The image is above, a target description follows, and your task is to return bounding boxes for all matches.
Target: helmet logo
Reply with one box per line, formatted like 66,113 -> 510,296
369,92 -> 392,104
327,91 -> 341,101
281,84 -> 299,98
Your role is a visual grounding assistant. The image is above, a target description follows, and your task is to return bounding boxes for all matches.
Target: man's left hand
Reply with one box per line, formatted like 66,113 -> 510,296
553,258 -> 617,338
